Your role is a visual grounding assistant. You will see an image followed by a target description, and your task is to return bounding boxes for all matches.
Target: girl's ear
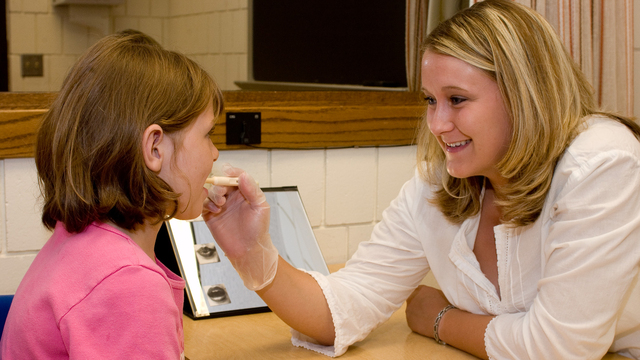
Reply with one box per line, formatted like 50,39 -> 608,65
142,124 -> 169,172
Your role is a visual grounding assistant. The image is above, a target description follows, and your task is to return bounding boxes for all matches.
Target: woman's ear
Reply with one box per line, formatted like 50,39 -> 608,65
142,124 -> 168,172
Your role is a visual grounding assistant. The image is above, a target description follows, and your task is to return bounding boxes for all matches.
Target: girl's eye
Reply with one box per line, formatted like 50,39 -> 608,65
451,96 -> 466,105
424,96 -> 436,105
207,127 -> 216,137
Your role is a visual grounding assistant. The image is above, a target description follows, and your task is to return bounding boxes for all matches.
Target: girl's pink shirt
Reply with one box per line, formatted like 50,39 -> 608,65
0,222 -> 186,359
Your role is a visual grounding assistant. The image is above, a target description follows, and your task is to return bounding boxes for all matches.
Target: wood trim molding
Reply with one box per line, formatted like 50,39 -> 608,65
0,91 -> 425,159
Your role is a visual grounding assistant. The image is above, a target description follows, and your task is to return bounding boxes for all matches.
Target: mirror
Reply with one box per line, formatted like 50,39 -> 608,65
157,187 -> 330,319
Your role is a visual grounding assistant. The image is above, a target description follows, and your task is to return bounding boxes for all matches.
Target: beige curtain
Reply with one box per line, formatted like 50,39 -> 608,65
406,0 -> 428,91
527,0 -> 634,116
405,0 -> 468,91
407,0 -> 634,116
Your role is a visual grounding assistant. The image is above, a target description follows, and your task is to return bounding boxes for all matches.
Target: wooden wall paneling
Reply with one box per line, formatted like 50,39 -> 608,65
0,91 -> 425,159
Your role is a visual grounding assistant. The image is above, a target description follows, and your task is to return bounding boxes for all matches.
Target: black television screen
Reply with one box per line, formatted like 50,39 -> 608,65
245,1 -> 407,90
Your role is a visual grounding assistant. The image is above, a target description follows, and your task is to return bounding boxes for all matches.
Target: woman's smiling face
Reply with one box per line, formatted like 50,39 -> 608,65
421,50 -> 512,187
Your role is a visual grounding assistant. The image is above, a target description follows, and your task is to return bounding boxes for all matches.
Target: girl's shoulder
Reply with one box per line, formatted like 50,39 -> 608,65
58,222 -> 155,269
41,223 -> 163,310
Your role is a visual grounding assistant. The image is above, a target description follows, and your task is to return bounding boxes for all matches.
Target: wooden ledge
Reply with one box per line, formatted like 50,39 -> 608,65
0,91 -> 425,159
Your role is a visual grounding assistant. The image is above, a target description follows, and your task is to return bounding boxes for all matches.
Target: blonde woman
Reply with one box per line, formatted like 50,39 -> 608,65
203,1 -> 640,358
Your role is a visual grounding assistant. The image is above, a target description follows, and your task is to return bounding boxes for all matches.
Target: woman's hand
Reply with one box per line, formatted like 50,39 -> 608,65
202,165 -> 268,257
405,285 -> 451,338
201,165 -> 279,290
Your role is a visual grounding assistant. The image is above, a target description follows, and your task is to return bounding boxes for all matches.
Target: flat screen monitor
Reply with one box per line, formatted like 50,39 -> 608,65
236,1 -> 408,91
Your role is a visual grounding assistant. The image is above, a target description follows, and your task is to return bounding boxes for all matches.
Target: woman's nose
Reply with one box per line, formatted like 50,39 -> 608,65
427,106 -> 455,136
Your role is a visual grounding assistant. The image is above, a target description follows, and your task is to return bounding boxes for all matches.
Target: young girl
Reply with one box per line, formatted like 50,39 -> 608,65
0,30 -> 223,359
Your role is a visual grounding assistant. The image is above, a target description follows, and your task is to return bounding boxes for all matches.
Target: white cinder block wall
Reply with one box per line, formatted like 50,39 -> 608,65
2,0 -> 640,295
1,0 -> 419,294
7,0 -> 247,91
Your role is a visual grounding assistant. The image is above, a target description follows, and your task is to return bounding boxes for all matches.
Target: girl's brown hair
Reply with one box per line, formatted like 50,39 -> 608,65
36,30 -> 224,233
418,0 -> 640,226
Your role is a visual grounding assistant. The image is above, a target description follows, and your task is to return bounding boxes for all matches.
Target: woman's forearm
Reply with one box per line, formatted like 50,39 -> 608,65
438,308 -> 494,359
256,256 -> 336,345
406,285 -> 493,359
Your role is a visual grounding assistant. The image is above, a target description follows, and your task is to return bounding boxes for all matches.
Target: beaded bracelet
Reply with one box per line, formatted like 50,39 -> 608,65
433,304 -> 457,345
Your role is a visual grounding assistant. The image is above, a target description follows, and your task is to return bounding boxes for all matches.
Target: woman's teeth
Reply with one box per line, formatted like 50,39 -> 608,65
446,140 -> 471,148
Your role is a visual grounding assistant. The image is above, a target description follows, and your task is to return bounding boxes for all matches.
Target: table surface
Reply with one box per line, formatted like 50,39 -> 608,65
183,302 -> 481,360
182,306 -> 627,360
182,265 -> 629,360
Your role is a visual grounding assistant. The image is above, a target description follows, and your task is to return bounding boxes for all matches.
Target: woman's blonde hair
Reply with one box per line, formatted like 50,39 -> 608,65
36,30 -> 224,233
417,0 -> 640,226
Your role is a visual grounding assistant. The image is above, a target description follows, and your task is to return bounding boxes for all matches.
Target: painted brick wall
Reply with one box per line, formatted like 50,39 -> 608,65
7,0 -> 247,91
0,144 -> 417,294
3,0 -> 640,295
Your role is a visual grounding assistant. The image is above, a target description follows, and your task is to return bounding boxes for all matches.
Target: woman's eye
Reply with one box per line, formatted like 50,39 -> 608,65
424,96 -> 436,105
450,96 -> 466,105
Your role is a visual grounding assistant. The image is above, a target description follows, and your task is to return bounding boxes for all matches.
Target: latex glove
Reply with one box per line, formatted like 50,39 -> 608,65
202,165 -> 278,291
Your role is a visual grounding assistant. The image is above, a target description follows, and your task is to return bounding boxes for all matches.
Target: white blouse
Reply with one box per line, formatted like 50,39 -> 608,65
292,116 -> 640,359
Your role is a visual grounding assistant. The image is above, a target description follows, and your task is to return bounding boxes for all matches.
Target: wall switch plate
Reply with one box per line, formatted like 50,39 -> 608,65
21,54 -> 43,77
226,112 -> 261,145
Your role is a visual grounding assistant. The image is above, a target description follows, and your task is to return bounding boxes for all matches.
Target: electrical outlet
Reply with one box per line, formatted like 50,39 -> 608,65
21,54 -> 43,77
226,112 -> 261,145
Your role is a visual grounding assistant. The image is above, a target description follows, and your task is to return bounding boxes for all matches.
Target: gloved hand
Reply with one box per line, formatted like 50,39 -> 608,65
201,165 -> 279,291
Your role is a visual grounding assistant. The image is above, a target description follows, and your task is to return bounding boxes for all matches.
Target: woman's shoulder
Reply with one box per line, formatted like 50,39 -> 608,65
569,115 -> 640,158
411,165 -> 440,194
386,167 -> 448,225
550,115 -> 640,197
395,167 -> 438,209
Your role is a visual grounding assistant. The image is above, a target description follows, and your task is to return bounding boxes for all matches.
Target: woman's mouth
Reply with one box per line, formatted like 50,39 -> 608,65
445,139 -> 471,151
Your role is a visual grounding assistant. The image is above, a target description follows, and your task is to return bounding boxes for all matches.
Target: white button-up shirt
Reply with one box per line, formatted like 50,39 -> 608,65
292,116 -> 640,359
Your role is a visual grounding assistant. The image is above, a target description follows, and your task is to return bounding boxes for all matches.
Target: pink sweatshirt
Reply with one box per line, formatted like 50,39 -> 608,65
0,222 -> 185,359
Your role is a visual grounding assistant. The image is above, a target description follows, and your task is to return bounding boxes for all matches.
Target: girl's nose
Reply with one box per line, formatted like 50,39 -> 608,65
211,144 -> 220,162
